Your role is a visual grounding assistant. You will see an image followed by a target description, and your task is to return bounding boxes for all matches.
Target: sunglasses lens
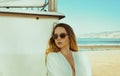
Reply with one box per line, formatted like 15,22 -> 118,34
53,34 -> 58,39
53,33 -> 67,40
60,33 -> 66,38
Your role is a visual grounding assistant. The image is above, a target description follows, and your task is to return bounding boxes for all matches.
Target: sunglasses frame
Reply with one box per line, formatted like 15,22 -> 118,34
53,33 -> 68,40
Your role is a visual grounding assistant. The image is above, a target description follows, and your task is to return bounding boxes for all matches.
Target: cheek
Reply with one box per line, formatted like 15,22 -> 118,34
64,37 -> 70,44
54,40 -> 57,45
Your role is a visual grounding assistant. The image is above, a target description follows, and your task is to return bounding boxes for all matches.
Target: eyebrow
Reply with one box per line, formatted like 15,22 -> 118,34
54,32 -> 67,34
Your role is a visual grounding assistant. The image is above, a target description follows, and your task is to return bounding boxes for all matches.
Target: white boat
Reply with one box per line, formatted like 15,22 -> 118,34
0,0 -> 45,7
0,0 -> 65,76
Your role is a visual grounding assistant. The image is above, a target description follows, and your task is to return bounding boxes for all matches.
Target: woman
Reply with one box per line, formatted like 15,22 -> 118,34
46,23 -> 92,76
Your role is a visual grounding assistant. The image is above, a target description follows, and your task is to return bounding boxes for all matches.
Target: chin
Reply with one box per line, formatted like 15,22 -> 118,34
57,45 -> 63,49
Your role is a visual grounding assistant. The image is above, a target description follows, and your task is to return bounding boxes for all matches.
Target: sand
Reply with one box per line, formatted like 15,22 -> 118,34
84,50 -> 120,76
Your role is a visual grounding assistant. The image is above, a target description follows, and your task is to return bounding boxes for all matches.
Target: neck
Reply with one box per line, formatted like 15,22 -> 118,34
60,47 -> 71,56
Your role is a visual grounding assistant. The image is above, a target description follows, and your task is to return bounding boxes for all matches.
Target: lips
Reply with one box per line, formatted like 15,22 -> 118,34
57,42 -> 62,45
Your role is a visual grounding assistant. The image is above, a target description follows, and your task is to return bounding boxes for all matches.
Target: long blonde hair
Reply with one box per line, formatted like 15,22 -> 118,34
46,23 -> 78,55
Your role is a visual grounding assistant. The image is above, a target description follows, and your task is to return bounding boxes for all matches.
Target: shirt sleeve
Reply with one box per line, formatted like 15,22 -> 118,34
79,52 -> 92,76
46,53 -> 63,76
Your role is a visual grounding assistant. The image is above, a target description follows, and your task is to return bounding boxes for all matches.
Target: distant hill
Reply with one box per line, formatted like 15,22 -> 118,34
79,31 -> 120,38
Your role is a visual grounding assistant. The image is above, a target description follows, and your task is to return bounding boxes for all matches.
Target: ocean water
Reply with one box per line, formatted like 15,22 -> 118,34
77,38 -> 120,51
77,38 -> 120,45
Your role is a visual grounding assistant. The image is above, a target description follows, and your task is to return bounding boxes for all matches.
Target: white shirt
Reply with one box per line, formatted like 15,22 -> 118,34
46,51 -> 92,76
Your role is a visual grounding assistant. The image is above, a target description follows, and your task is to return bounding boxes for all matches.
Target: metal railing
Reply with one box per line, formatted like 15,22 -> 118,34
0,0 -> 57,12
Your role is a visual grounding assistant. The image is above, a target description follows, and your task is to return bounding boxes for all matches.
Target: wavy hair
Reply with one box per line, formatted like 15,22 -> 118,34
46,23 -> 78,55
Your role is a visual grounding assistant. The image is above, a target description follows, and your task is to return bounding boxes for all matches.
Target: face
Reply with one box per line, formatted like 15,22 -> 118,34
53,27 -> 70,49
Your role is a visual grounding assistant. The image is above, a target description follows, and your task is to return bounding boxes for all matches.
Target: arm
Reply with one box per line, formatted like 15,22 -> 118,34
46,53 -> 63,76
79,52 -> 92,76
82,53 -> 92,76
76,52 -> 92,76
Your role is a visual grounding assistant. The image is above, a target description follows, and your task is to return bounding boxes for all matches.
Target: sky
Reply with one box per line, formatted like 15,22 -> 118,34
58,0 -> 120,36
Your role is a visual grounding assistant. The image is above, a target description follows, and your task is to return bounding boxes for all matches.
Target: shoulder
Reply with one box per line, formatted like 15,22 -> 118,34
73,51 -> 91,68
73,51 -> 89,63
47,52 -> 59,58
73,51 -> 87,57
46,52 -> 61,67
47,52 -> 60,61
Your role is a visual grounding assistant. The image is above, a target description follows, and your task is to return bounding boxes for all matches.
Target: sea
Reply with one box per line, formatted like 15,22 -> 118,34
76,38 -> 120,51
77,38 -> 120,45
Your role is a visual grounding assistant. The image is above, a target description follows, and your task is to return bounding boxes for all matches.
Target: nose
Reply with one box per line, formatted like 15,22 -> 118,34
56,36 -> 61,40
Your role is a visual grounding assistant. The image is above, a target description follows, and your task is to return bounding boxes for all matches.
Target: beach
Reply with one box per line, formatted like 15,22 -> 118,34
83,49 -> 120,76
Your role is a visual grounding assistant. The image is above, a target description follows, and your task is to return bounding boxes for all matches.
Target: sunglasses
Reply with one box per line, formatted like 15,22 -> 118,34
53,33 -> 68,40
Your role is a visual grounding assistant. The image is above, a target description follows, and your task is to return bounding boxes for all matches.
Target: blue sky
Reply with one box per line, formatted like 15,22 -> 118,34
58,0 -> 120,36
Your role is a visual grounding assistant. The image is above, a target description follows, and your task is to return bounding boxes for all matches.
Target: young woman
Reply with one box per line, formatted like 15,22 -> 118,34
46,23 -> 92,76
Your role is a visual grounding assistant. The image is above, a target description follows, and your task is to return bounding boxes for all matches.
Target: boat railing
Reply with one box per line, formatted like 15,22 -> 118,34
0,0 -> 57,12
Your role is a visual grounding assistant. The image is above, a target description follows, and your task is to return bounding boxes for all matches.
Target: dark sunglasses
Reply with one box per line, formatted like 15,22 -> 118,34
53,33 -> 68,40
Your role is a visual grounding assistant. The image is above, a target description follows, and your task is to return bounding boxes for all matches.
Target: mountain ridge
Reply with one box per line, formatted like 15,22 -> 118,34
78,31 -> 120,38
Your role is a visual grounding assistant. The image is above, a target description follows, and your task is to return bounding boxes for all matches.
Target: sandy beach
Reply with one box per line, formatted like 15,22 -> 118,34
83,49 -> 120,76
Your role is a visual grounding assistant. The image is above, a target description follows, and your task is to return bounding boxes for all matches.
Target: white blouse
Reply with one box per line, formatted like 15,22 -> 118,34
46,51 -> 92,76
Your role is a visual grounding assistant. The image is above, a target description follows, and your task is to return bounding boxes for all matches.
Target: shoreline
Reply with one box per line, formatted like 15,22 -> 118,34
78,45 -> 120,48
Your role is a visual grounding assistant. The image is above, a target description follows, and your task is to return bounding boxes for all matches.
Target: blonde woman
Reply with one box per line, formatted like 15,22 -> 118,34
46,23 -> 92,76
